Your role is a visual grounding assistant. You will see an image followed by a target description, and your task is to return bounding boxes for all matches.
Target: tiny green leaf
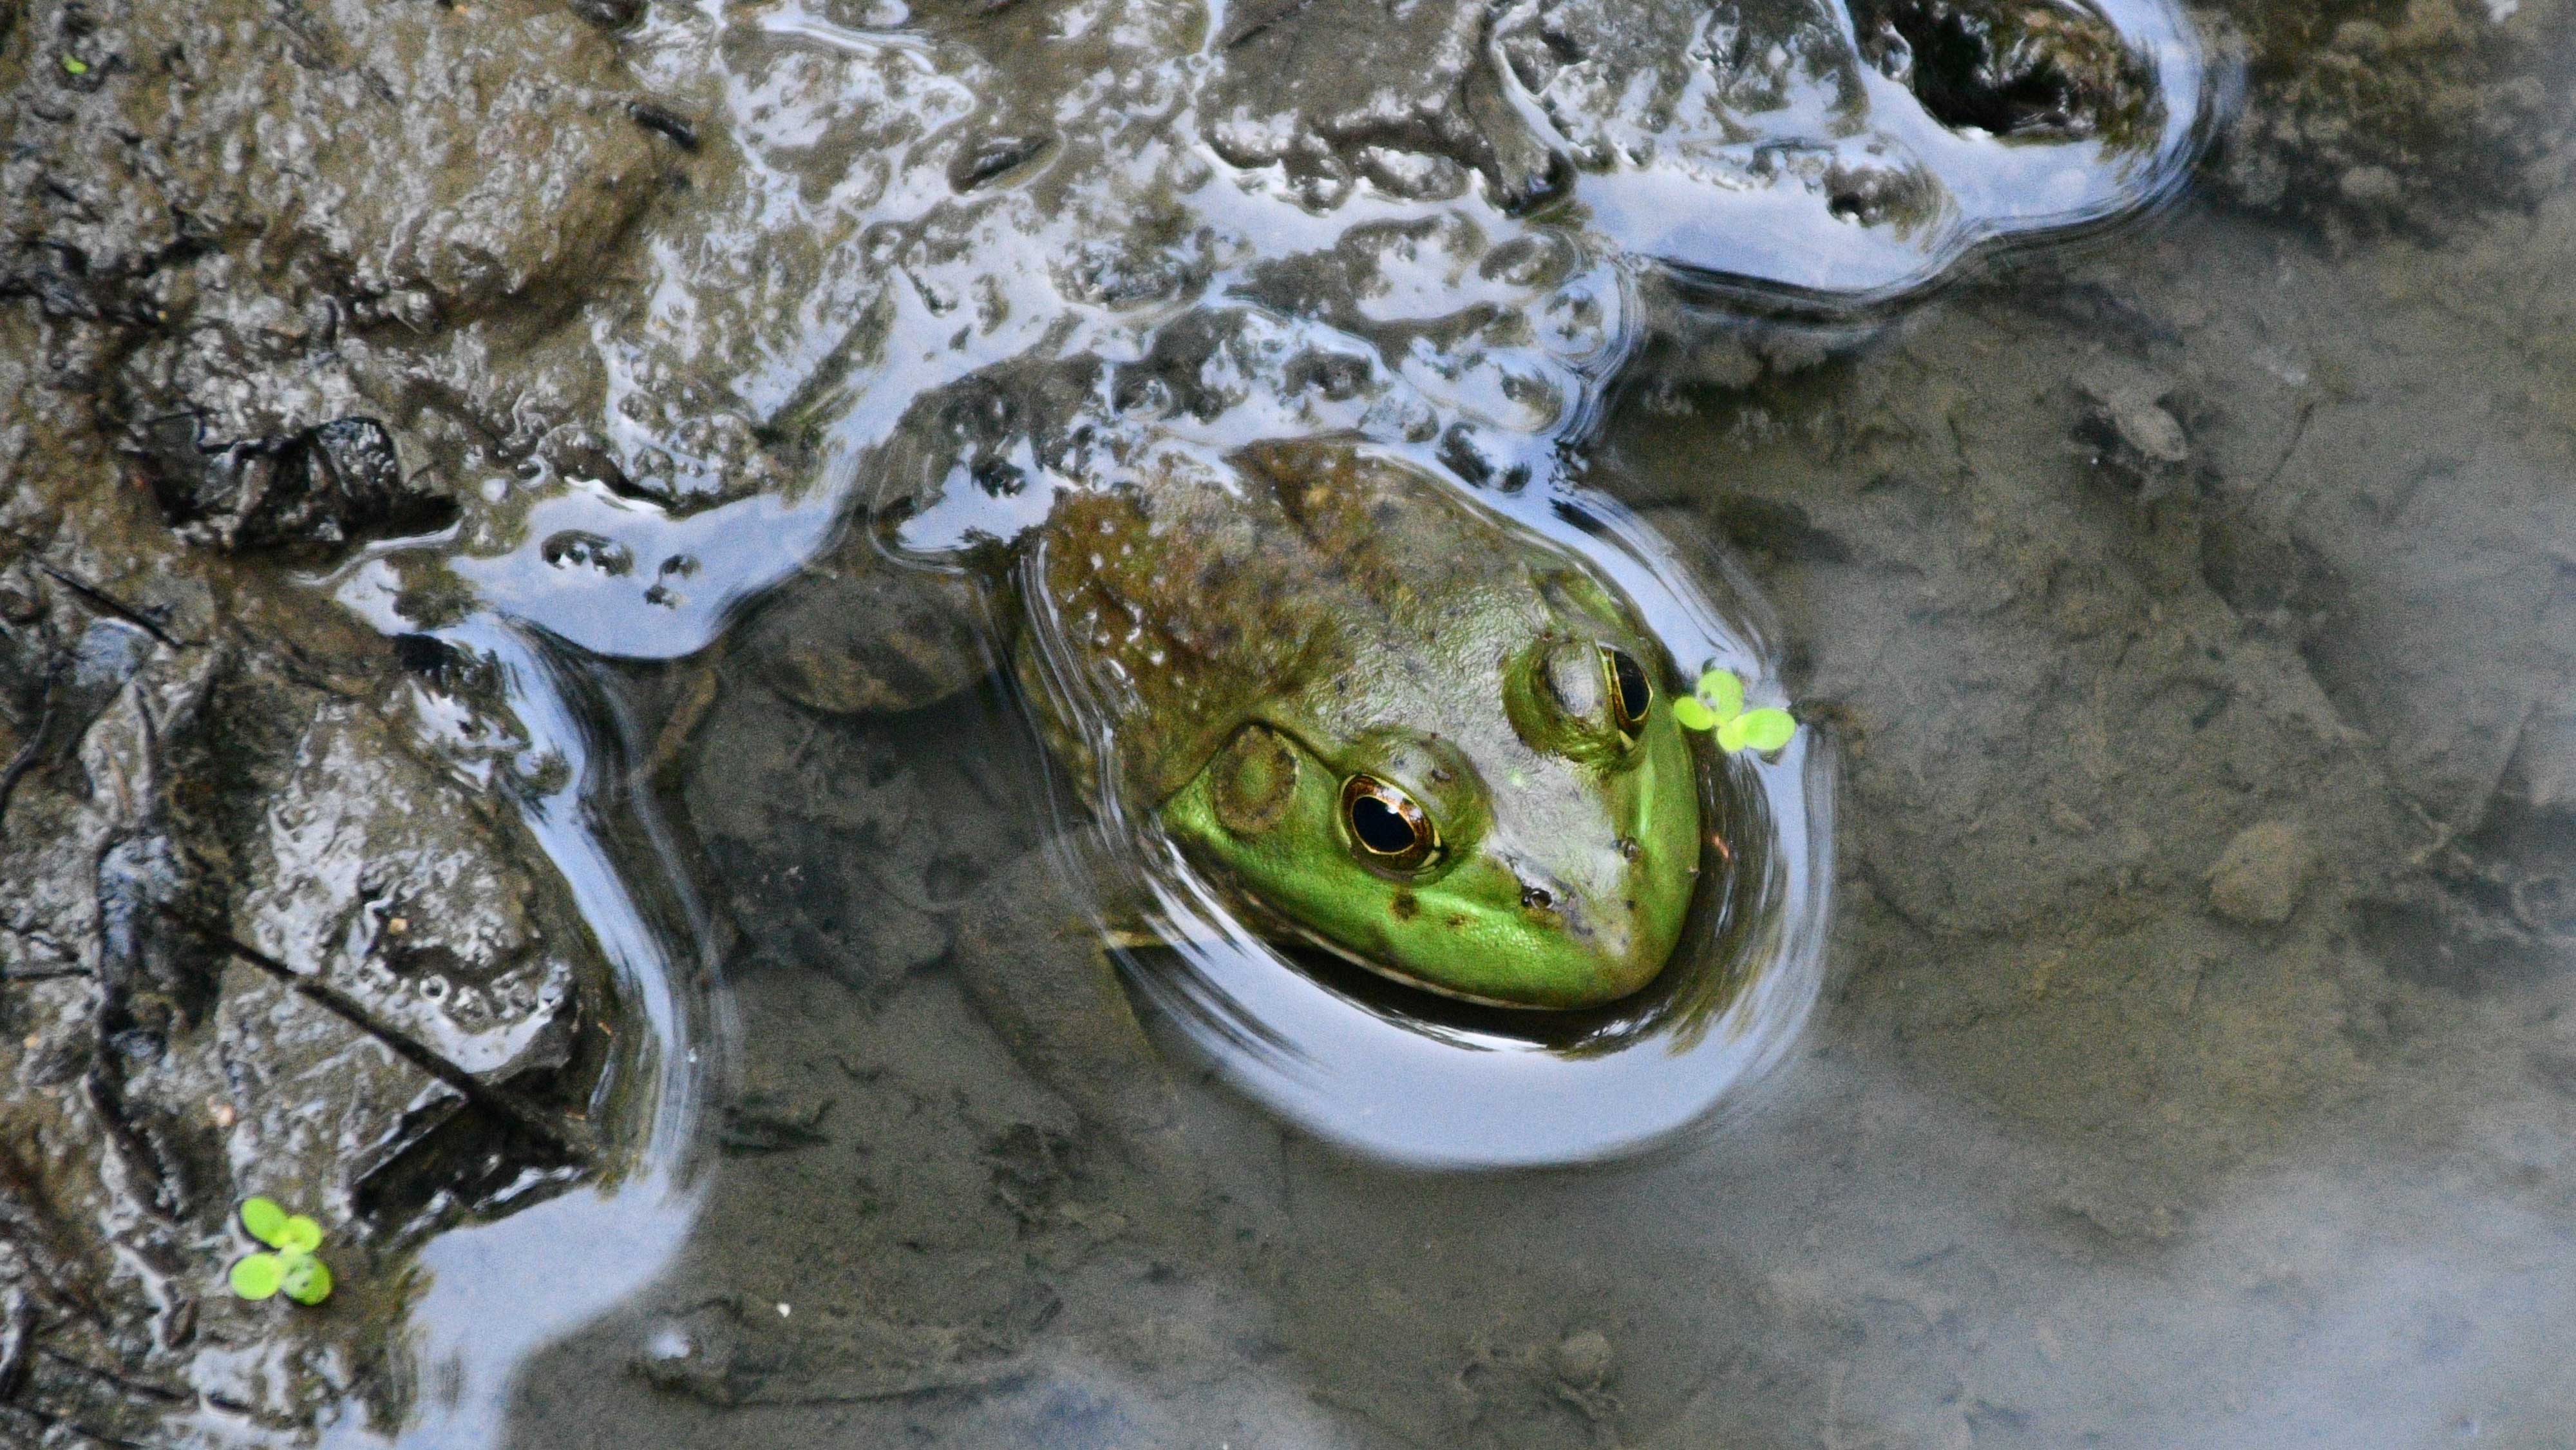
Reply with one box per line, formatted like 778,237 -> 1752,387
1736,707 -> 1796,752
279,1254 -> 333,1306
1671,695 -> 1718,732
1714,714 -> 1750,753
61,55 -> 89,76
240,1197 -> 290,1247
1694,669 -> 1745,723
229,1253 -> 283,1301
276,1215 -> 323,1254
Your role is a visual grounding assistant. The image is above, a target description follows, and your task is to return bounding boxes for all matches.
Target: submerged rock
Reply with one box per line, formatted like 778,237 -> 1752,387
2076,369 -> 2193,499
2208,0 -> 2574,234
2207,819 -> 2315,925
1551,1327 -> 1616,1388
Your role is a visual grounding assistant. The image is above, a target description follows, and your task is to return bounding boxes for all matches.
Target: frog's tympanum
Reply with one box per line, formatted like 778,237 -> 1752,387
1012,440 -> 1700,1010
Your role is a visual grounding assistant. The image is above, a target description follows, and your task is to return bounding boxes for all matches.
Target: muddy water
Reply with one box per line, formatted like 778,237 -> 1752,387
440,2 -> 2565,1445
6,0 -> 2573,1442
498,190 -> 2576,1443
466,1 -> 2572,1440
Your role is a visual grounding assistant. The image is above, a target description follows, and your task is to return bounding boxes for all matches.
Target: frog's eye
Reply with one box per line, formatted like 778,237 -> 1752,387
1341,774 -> 1439,872
1601,646 -> 1651,740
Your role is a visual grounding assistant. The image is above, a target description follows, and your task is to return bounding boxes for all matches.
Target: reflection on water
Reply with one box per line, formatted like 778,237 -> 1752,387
401,0 -> 2215,663
1092,482 -> 1835,1167
298,626 -> 727,1449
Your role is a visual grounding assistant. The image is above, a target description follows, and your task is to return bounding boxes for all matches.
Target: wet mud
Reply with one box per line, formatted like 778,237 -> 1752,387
2,0 -> 2573,1444
0,320 -> 623,1445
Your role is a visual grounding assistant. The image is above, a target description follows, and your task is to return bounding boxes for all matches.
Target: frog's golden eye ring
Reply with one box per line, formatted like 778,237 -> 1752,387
1601,646 -> 1651,741
1341,774 -> 1439,871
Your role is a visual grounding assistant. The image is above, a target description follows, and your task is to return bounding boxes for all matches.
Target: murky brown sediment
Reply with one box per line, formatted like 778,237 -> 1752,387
3,0 -> 2572,1444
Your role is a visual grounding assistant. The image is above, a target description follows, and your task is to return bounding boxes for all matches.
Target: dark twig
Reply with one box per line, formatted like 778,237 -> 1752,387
2,919 -> 77,963
0,700 -> 55,834
33,1348 -> 187,1405
0,1140 -> 104,1328
79,1069 -> 182,1225
161,910 -> 585,1159
33,566 -> 190,652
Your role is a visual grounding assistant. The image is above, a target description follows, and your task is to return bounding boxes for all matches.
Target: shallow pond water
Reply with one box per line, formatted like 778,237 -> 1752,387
442,2 -> 2571,1445
482,181 -> 2576,1443
7,0 -> 2572,1442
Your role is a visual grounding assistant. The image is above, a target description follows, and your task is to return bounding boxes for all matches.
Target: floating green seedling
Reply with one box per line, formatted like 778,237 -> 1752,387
229,1197 -> 334,1306
1674,667 -> 1797,756
60,55 -> 89,75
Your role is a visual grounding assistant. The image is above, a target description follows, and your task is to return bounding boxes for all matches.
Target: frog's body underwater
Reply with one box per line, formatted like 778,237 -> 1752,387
1009,439 -> 1702,1011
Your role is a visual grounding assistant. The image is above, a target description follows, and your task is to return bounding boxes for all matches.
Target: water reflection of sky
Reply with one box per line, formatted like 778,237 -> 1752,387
365,0 -> 2213,673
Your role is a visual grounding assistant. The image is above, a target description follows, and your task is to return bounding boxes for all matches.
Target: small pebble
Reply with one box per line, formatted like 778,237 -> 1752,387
2110,396 -> 2188,466
2207,820 -> 2311,925
2076,372 -> 2190,497
1552,1328 -> 1613,1386
2338,165 -> 2403,207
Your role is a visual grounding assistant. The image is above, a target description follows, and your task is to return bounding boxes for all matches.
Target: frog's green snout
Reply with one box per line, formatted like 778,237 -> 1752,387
1452,825 -> 1696,1007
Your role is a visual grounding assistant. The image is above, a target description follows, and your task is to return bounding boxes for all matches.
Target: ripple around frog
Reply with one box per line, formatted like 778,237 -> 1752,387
1075,488 -> 1838,1167
317,0 -> 2214,1331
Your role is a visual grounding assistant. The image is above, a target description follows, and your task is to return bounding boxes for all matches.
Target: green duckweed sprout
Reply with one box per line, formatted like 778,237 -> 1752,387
1736,707 -> 1795,752
279,1254 -> 334,1306
229,1254 -> 283,1301
230,1197 -> 334,1306
1694,668 -> 1745,721
238,1196 -> 288,1244
1672,666 -> 1799,756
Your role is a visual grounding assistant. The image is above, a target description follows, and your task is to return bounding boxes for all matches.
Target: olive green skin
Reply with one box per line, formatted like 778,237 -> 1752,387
1015,440 -> 1701,1009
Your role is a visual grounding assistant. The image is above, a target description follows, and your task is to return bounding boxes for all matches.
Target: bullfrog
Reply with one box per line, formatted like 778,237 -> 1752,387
732,432 -> 1709,1012
1018,438 -> 1703,1009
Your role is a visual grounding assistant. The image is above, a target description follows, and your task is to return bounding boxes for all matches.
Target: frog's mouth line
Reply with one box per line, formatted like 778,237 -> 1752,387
1277,919 -> 1578,1011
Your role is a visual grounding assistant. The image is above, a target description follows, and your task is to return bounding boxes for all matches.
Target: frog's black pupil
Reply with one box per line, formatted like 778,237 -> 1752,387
1607,648 -> 1649,728
1349,793 -> 1419,855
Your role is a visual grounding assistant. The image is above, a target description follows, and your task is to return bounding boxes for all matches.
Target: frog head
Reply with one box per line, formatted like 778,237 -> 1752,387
1159,564 -> 1703,1010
